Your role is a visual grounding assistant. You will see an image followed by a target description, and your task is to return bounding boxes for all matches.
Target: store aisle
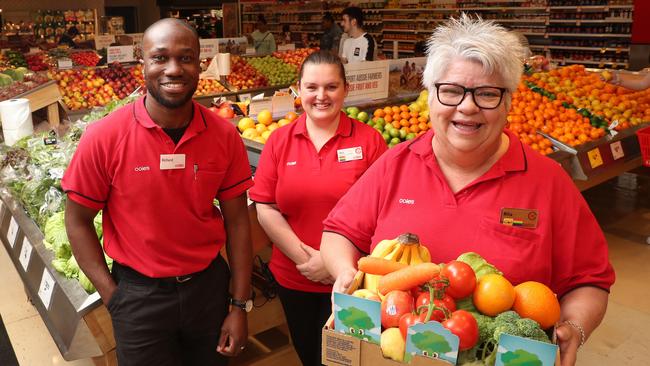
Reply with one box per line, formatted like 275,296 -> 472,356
1,170 -> 650,365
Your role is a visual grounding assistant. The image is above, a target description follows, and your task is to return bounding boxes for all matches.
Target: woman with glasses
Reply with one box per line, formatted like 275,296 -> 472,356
320,15 -> 614,366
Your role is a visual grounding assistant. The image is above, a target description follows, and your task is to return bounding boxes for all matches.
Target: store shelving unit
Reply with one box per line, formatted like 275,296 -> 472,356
238,1 -> 635,67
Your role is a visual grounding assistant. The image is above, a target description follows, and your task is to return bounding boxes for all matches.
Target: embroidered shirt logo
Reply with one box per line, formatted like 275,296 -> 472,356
134,166 -> 150,172
398,198 -> 415,205
286,161 -> 297,166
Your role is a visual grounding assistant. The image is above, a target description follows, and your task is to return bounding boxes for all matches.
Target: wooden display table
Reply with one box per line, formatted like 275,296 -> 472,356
15,80 -> 63,127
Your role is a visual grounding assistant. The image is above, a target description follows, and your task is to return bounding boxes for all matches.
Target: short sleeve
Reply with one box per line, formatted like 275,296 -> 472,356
217,127 -> 253,201
323,154 -> 387,254
61,125 -> 110,211
248,132 -> 278,204
550,173 -> 615,297
366,129 -> 388,166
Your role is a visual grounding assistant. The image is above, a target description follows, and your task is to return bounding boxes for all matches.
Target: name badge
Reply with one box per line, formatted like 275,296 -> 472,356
337,147 -> 363,163
160,154 -> 186,170
500,208 -> 539,229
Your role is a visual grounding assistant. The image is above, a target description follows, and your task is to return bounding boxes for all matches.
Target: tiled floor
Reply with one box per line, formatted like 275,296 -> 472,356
1,170 -> 650,365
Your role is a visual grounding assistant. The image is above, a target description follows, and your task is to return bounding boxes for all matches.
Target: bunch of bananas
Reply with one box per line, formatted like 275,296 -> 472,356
363,233 -> 431,294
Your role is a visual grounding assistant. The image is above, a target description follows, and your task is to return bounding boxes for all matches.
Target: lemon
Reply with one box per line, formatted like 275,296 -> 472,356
237,117 -> 255,132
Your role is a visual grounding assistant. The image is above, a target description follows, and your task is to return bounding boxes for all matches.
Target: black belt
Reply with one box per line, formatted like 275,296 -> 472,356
113,260 -> 214,287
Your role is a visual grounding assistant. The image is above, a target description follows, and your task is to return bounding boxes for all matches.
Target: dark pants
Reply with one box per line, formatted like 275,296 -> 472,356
107,256 -> 230,366
277,284 -> 331,366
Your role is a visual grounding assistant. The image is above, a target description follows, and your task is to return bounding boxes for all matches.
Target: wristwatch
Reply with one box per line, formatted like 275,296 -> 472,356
230,297 -> 253,312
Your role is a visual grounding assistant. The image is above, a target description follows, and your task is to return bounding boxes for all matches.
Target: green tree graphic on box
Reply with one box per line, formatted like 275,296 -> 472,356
411,331 -> 452,356
501,349 -> 543,366
339,307 -> 374,341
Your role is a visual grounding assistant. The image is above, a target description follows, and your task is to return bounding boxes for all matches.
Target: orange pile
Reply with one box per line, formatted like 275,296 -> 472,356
524,64 -> 650,130
507,83 -> 605,151
373,104 -> 430,137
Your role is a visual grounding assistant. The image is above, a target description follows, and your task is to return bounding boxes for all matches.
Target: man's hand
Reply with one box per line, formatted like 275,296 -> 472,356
217,310 -> 248,357
100,282 -> 118,307
296,244 -> 334,284
556,322 -> 581,366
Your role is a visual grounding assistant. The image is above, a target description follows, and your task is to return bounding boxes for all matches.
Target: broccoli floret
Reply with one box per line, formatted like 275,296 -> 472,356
470,311 -> 496,344
493,322 -> 519,341
494,310 -> 521,325
515,318 -> 543,338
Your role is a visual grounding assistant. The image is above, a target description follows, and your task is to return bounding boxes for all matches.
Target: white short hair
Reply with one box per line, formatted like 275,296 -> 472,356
422,14 -> 525,96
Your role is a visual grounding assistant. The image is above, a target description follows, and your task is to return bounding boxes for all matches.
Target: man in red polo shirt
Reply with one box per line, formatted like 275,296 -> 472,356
63,18 -> 253,366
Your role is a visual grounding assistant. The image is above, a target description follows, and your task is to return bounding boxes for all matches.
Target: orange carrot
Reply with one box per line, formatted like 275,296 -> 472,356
358,256 -> 408,275
377,262 -> 440,296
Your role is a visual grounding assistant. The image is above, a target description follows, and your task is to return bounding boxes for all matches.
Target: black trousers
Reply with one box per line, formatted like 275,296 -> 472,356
108,256 -> 230,366
277,284 -> 331,366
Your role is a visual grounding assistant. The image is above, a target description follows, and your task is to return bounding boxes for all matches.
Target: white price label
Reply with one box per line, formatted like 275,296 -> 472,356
38,269 -> 56,310
610,141 -> 624,160
8,217 -> 19,248
57,58 -> 73,69
19,237 -> 33,271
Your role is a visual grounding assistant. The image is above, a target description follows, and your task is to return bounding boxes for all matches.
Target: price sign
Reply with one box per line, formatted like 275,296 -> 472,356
199,38 -> 220,60
8,217 -> 19,248
57,58 -> 73,69
38,269 -> 56,310
610,141 -> 624,160
587,148 -> 604,169
19,237 -> 33,271
107,45 -> 135,63
95,34 -> 115,50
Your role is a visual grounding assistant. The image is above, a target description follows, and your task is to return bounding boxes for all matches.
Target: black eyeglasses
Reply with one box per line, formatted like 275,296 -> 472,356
434,83 -> 507,110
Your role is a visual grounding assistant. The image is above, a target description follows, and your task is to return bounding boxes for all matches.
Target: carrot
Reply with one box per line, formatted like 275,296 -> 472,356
358,256 -> 408,275
377,262 -> 440,296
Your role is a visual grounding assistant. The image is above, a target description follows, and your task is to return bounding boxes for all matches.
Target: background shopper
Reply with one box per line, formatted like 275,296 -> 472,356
320,12 -> 343,54
248,15 -> 276,55
63,18 -> 253,366
321,16 -> 615,366
340,6 -> 376,63
249,51 -> 387,365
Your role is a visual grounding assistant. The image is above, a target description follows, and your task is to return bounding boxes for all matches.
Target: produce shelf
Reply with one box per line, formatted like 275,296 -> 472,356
0,189 -> 105,361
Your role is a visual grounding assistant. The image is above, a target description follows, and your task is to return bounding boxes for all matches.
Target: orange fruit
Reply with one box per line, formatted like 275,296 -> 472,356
284,111 -> 298,122
512,281 -> 561,329
473,274 -> 515,317
374,109 -> 385,118
257,110 -> 273,126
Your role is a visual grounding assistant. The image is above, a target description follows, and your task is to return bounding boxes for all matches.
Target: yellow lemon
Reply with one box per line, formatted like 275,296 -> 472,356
242,128 -> 259,140
237,117 -> 255,132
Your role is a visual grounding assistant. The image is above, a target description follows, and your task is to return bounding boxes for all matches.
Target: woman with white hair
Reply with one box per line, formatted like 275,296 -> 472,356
320,15 -> 614,366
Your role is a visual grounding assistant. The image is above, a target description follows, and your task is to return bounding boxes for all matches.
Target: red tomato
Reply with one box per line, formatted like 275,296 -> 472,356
441,261 -> 476,299
398,313 -> 421,340
442,310 -> 479,351
381,290 -> 414,329
416,293 -> 456,322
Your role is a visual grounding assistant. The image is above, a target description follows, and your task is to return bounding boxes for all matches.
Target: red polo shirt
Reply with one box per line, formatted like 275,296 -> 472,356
62,96 -> 253,277
323,129 -> 615,297
250,112 -> 387,292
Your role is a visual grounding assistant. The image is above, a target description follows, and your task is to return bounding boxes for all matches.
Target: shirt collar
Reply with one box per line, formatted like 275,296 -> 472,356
133,95 -> 207,137
409,128 -> 527,173
292,111 -> 353,138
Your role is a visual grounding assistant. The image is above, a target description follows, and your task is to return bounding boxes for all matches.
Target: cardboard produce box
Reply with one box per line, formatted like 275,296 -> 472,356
321,272 -> 452,366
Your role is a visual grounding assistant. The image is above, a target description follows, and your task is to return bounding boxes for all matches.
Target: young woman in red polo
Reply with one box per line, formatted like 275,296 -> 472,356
249,51 -> 387,365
